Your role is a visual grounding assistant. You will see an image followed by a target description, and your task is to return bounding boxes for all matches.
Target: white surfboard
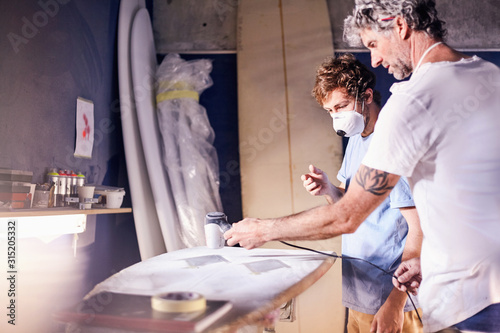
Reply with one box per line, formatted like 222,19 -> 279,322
117,0 -> 166,259
130,8 -> 184,252
237,0 -> 344,330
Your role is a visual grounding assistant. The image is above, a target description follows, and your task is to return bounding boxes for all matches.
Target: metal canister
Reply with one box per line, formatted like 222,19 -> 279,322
47,168 -> 59,208
68,171 -> 78,197
65,170 -> 73,198
75,172 -> 85,194
76,172 -> 85,187
57,170 -> 67,207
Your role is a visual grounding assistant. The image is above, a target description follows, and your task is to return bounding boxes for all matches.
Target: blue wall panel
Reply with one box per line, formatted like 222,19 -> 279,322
0,1 -> 141,324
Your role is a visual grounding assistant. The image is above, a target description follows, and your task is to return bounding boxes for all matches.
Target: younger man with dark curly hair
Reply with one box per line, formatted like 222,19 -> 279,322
302,53 -> 423,333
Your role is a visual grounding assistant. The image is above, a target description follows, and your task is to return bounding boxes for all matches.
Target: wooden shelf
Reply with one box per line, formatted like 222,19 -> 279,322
0,207 -> 132,218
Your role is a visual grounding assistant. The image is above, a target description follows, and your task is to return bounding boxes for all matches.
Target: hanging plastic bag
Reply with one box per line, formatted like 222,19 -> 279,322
156,53 -> 222,248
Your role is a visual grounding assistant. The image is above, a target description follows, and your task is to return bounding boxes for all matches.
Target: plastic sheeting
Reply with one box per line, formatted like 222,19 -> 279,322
156,53 -> 222,248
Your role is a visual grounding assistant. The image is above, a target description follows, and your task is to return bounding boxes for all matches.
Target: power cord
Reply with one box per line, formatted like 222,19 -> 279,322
280,241 -> 422,324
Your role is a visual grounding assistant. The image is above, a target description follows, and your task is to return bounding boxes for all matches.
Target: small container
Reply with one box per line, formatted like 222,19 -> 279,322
32,190 -> 50,208
78,185 -> 95,209
105,190 -> 126,209
204,212 -> 231,249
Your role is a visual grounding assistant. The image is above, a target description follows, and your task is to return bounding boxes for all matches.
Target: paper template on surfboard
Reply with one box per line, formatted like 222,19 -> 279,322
237,0 -> 343,219
130,8 -> 184,252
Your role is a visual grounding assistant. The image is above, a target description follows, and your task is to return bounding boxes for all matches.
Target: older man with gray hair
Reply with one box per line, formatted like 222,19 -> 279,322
342,1 -> 500,332
225,1 -> 500,332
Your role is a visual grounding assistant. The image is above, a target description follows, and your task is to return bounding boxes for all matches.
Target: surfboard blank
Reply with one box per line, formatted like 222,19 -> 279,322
118,0 -> 167,259
237,0 -> 343,218
130,8 -> 184,252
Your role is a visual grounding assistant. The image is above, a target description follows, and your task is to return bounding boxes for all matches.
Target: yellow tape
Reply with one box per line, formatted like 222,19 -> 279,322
158,80 -> 193,91
151,292 -> 206,313
156,90 -> 199,104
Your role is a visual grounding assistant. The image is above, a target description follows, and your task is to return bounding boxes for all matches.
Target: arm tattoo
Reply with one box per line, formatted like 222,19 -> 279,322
355,165 -> 394,196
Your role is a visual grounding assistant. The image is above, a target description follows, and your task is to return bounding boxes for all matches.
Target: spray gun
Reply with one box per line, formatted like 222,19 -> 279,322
204,212 -> 232,249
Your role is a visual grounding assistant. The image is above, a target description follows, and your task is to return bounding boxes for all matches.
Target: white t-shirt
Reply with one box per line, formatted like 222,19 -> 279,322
362,56 -> 500,332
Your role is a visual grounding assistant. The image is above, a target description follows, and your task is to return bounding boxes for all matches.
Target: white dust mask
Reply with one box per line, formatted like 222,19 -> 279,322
331,94 -> 365,137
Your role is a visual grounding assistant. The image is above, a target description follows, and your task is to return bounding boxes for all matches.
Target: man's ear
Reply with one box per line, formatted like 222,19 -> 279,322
395,16 -> 411,40
364,88 -> 374,105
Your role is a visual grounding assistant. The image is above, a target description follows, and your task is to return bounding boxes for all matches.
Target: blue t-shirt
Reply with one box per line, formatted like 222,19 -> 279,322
337,133 -> 416,314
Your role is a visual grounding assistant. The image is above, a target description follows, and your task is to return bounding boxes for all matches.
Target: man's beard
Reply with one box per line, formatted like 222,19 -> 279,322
391,58 -> 413,80
389,42 -> 413,80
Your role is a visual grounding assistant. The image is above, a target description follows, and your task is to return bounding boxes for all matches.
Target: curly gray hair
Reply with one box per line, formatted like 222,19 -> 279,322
344,0 -> 447,47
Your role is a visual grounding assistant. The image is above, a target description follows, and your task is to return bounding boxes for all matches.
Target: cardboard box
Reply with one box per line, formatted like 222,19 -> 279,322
0,168 -> 33,183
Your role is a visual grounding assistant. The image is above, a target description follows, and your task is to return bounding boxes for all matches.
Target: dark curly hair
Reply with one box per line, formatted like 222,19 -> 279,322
312,53 -> 381,107
344,0 -> 447,47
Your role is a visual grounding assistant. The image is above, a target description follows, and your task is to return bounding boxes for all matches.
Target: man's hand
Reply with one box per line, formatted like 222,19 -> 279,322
301,164 -> 332,196
301,164 -> 344,204
224,218 -> 270,249
393,258 -> 422,296
370,290 -> 405,333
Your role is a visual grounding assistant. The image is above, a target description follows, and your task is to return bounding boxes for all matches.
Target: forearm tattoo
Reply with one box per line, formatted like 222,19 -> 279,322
355,165 -> 394,196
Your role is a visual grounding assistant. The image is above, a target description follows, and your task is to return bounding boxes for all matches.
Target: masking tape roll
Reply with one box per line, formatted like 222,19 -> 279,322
151,292 -> 207,313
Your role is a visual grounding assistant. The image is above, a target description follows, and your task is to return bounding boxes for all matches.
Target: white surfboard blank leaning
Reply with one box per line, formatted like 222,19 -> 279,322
118,0 -> 167,259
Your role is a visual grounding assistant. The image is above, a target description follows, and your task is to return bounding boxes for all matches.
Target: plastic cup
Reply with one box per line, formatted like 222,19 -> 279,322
105,191 -> 125,208
77,185 -> 95,209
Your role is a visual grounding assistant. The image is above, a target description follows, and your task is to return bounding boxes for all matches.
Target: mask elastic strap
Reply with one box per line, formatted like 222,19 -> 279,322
355,89 -> 365,115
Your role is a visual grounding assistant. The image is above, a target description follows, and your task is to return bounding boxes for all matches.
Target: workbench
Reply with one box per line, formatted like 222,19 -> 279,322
54,246 -> 336,332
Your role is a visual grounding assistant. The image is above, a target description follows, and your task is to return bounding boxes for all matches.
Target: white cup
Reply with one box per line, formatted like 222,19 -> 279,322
78,185 -> 95,209
105,190 -> 125,209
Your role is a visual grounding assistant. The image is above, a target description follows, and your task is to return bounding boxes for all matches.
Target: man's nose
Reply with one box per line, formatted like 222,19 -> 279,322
371,51 -> 383,68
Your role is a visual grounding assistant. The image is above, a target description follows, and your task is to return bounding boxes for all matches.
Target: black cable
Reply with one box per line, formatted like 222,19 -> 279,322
280,241 -> 423,324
